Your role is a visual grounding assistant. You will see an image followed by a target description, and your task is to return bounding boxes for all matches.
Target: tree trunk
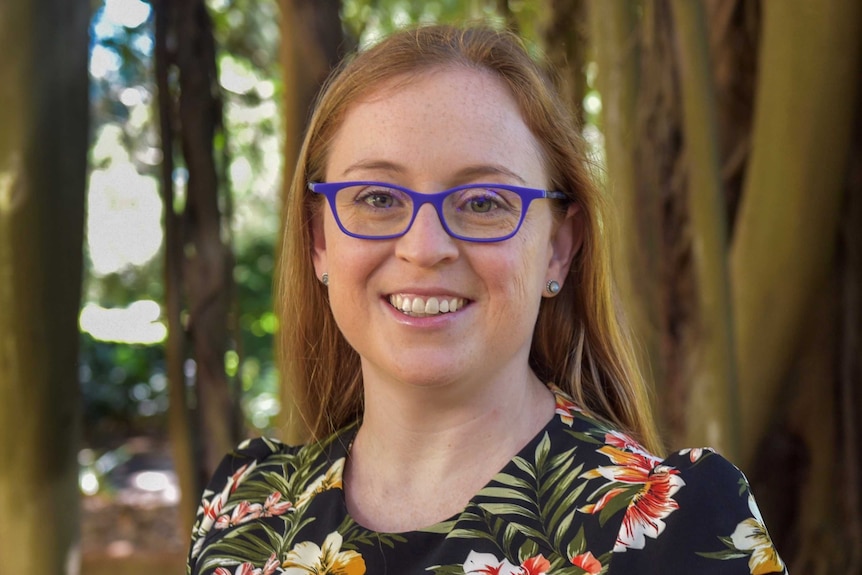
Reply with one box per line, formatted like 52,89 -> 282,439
175,0 -> 240,477
730,0 -> 862,466
669,0 -> 739,458
838,118 -> 862,573
633,0 -> 693,448
154,0 -> 201,536
0,0 -> 89,572
544,0 -> 587,121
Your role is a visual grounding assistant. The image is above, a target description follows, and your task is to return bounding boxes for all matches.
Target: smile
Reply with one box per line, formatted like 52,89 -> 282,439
388,294 -> 467,317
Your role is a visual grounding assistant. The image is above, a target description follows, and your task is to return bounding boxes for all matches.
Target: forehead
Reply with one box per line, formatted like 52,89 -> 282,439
325,66 -> 547,184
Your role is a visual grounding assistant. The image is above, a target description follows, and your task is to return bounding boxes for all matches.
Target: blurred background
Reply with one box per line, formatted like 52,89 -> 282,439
0,1 -> 860,574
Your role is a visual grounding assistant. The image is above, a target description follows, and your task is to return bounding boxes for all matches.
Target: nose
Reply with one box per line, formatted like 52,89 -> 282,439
394,203 -> 459,266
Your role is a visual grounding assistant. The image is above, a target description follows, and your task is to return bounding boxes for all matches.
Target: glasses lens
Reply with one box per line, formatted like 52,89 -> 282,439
334,184 -> 413,237
443,186 -> 523,239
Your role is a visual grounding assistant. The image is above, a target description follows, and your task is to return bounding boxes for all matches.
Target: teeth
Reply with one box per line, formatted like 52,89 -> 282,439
388,295 -> 465,317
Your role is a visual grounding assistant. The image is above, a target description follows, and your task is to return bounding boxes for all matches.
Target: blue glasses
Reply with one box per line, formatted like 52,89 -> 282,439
308,181 -> 567,242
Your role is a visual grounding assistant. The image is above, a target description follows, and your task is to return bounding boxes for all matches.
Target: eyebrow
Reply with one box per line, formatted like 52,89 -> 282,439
340,160 -> 527,185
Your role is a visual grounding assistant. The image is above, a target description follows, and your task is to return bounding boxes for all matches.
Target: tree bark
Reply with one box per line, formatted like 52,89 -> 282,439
634,0 -> 693,448
838,117 -> 862,573
0,0 -> 89,572
153,0 -> 201,536
174,0 -> 240,477
669,0 -> 739,458
731,0 -> 862,465
543,0 -> 587,120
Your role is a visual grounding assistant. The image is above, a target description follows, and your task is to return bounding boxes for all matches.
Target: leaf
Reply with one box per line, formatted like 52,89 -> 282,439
478,502 -> 540,521
513,455 -> 537,478
534,432 -> 552,472
511,522 -> 550,543
547,481 -> 588,528
426,565 -> 468,575
565,526 -> 587,559
568,430 -> 604,446
545,470 -> 586,511
446,528 -> 498,544
696,550 -> 749,560
477,486 -> 537,505
547,447 -> 579,471
518,539 -> 539,563
550,509 -> 577,546
503,520 -> 520,550
420,520 -> 458,534
539,458 -> 576,498
260,470 -> 292,497
597,487 -> 636,526
492,471 -> 534,491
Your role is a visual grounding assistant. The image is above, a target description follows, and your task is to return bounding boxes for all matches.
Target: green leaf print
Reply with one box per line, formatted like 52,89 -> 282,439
478,502 -> 540,521
492,471 -> 533,491
534,433 -> 552,472
477,486 -> 537,506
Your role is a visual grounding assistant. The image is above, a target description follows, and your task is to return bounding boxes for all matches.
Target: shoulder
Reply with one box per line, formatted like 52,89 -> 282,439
186,437 -> 297,565
186,428 -> 354,573
602,447 -> 788,575
544,389 -> 787,574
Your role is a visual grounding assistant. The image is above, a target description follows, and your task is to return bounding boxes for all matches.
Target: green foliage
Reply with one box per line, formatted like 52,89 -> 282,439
79,331 -> 168,444
83,0 -> 282,440
341,0 -> 509,45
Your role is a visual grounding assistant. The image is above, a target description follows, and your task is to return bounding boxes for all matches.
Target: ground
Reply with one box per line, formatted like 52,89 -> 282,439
81,436 -> 186,575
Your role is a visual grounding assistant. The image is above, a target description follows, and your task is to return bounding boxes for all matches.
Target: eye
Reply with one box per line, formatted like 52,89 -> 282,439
466,195 -> 498,213
455,187 -> 514,214
354,186 -> 404,209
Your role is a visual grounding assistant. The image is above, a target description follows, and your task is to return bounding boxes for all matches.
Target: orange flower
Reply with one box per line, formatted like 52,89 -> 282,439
581,444 -> 684,551
521,554 -> 551,575
551,385 -> 581,426
571,551 -> 602,575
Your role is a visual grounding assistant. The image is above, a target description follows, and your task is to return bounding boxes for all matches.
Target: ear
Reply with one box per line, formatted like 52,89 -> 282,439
311,209 -> 328,280
545,203 -> 583,291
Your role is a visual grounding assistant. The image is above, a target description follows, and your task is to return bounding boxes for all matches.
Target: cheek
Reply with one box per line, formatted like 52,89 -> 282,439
322,223 -> 390,313
482,232 -> 550,316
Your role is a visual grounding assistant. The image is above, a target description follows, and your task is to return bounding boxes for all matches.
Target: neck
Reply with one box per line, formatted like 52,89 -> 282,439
359,363 -> 552,451
343,367 -> 555,532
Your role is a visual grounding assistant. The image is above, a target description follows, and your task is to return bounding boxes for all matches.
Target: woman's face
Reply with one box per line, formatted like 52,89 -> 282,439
312,66 -> 579,392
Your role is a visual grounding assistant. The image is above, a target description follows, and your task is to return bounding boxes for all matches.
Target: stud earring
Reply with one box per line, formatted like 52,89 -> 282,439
546,280 -> 561,295
321,273 -> 329,286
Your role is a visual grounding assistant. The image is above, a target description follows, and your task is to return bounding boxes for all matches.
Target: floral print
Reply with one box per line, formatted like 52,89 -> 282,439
570,552 -> 601,574
579,440 -> 685,552
188,386 -> 787,575
691,492 -> 787,575
462,550 -> 550,575
282,531 -> 366,575
214,553 -> 280,575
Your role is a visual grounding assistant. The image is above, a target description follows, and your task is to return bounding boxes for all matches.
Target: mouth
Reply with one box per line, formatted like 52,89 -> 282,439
388,294 -> 468,317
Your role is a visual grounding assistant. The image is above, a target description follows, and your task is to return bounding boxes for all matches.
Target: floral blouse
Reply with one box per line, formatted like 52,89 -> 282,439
187,386 -> 787,575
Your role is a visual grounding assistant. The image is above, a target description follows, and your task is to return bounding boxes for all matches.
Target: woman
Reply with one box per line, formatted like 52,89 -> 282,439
188,25 -> 786,575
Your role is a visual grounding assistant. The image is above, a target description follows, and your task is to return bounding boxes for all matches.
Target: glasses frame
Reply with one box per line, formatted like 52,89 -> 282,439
308,181 -> 568,243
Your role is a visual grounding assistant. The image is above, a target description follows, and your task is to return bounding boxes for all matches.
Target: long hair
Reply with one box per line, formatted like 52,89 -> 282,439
277,24 -> 663,453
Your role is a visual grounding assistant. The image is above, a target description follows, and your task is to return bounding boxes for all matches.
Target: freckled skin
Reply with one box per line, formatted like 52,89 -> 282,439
311,66 -> 574,398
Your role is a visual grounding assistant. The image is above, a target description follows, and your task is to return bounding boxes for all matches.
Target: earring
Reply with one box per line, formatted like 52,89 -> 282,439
321,273 -> 329,286
546,280 -> 560,295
